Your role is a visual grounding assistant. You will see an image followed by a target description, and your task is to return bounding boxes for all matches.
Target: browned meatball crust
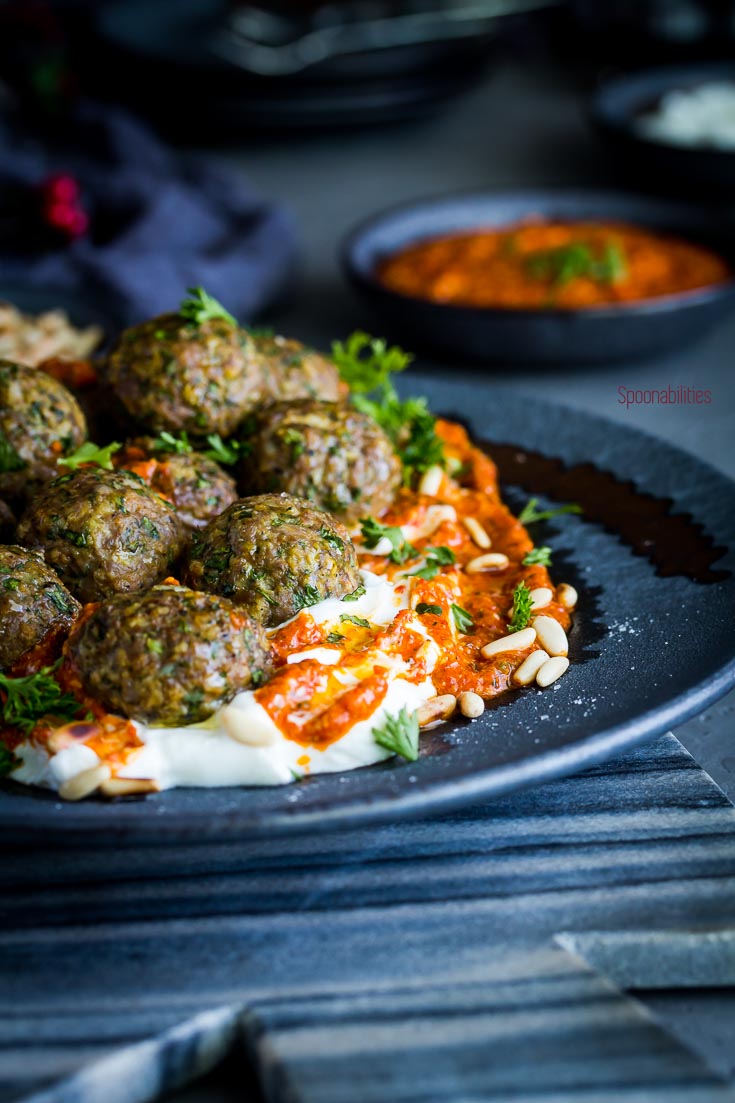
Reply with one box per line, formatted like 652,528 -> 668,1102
0,360 -> 87,499
185,493 -> 360,626
240,400 -> 401,524
17,467 -> 184,603
0,545 -> 80,670
117,438 -> 238,532
105,313 -> 265,437
254,334 -> 345,404
66,586 -> 270,726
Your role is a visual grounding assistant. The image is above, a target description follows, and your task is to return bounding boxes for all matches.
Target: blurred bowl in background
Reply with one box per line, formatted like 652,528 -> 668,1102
342,189 -> 735,367
590,63 -> 735,197
84,0 -> 543,136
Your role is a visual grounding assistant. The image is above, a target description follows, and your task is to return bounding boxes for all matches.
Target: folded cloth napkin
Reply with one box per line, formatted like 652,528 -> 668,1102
0,98 -> 296,325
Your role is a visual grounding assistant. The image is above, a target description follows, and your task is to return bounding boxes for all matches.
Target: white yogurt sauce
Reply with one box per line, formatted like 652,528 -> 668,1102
11,570 -> 436,792
637,82 -> 735,151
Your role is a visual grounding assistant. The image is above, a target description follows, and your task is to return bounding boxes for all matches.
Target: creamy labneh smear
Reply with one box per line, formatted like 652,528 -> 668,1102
11,570 -> 437,792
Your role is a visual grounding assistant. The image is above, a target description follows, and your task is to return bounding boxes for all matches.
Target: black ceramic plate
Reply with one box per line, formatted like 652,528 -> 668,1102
342,190 -> 735,366
591,63 -> 735,197
2,380 -> 734,846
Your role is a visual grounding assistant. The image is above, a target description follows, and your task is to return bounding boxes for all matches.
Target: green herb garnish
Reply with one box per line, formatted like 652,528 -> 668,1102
0,663 -> 81,734
151,431 -> 193,456
373,705 -> 420,762
525,241 -> 627,288
342,584 -> 367,602
332,332 -> 445,483
339,613 -> 370,629
451,603 -> 475,633
416,603 -> 442,617
360,517 -> 416,565
293,584 -> 322,612
508,581 -> 534,633
58,441 -> 121,472
0,744 -> 19,777
320,526 -> 344,551
281,427 -> 305,460
0,429 -> 25,474
522,546 -> 553,567
518,498 -> 582,525
410,545 -> 455,581
179,287 -> 236,327
326,631 -> 346,644
201,434 -> 247,466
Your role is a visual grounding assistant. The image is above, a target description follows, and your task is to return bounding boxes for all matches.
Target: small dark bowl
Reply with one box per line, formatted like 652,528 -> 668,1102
591,63 -> 735,197
341,190 -> 735,366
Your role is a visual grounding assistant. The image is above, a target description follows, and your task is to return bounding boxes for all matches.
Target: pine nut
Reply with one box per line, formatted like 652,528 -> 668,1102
536,656 -> 570,687
481,626 -> 536,657
558,583 -> 578,610
513,649 -> 550,685
532,615 -> 568,657
221,706 -> 276,746
463,517 -> 491,549
466,552 -> 509,574
529,586 -> 553,610
419,465 -> 444,497
417,694 -> 457,727
59,764 -> 111,802
458,691 -> 485,718
100,778 -> 161,797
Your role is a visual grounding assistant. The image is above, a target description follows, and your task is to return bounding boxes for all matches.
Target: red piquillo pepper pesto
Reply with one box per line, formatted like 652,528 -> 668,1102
377,220 -> 730,309
261,418 -> 575,749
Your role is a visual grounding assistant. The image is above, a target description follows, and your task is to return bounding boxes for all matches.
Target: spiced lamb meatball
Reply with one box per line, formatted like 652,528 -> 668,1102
105,311 -> 265,438
17,467 -> 184,603
117,438 -> 238,532
0,545 -> 80,670
241,400 -> 401,525
66,585 -> 270,726
185,493 -> 360,626
0,360 -> 87,499
254,333 -> 344,404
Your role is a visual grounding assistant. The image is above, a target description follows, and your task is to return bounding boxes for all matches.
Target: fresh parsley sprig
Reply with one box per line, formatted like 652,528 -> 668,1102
331,331 -> 413,393
151,431 -> 193,456
58,441 -> 121,472
372,706 -> 419,762
342,584 -> 367,603
416,603 -> 443,617
0,663 -> 82,734
451,603 -> 475,633
339,613 -> 370,629
522,546 -> 553,567
518,498 -> 582,525
179,287 -> 236,327
409,545 -> 455,581
508,581 -> 534,633
525,241 -> 627,288
201,434 -> 248,466
360,517 -> 417,565
332,332 -> 445,483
